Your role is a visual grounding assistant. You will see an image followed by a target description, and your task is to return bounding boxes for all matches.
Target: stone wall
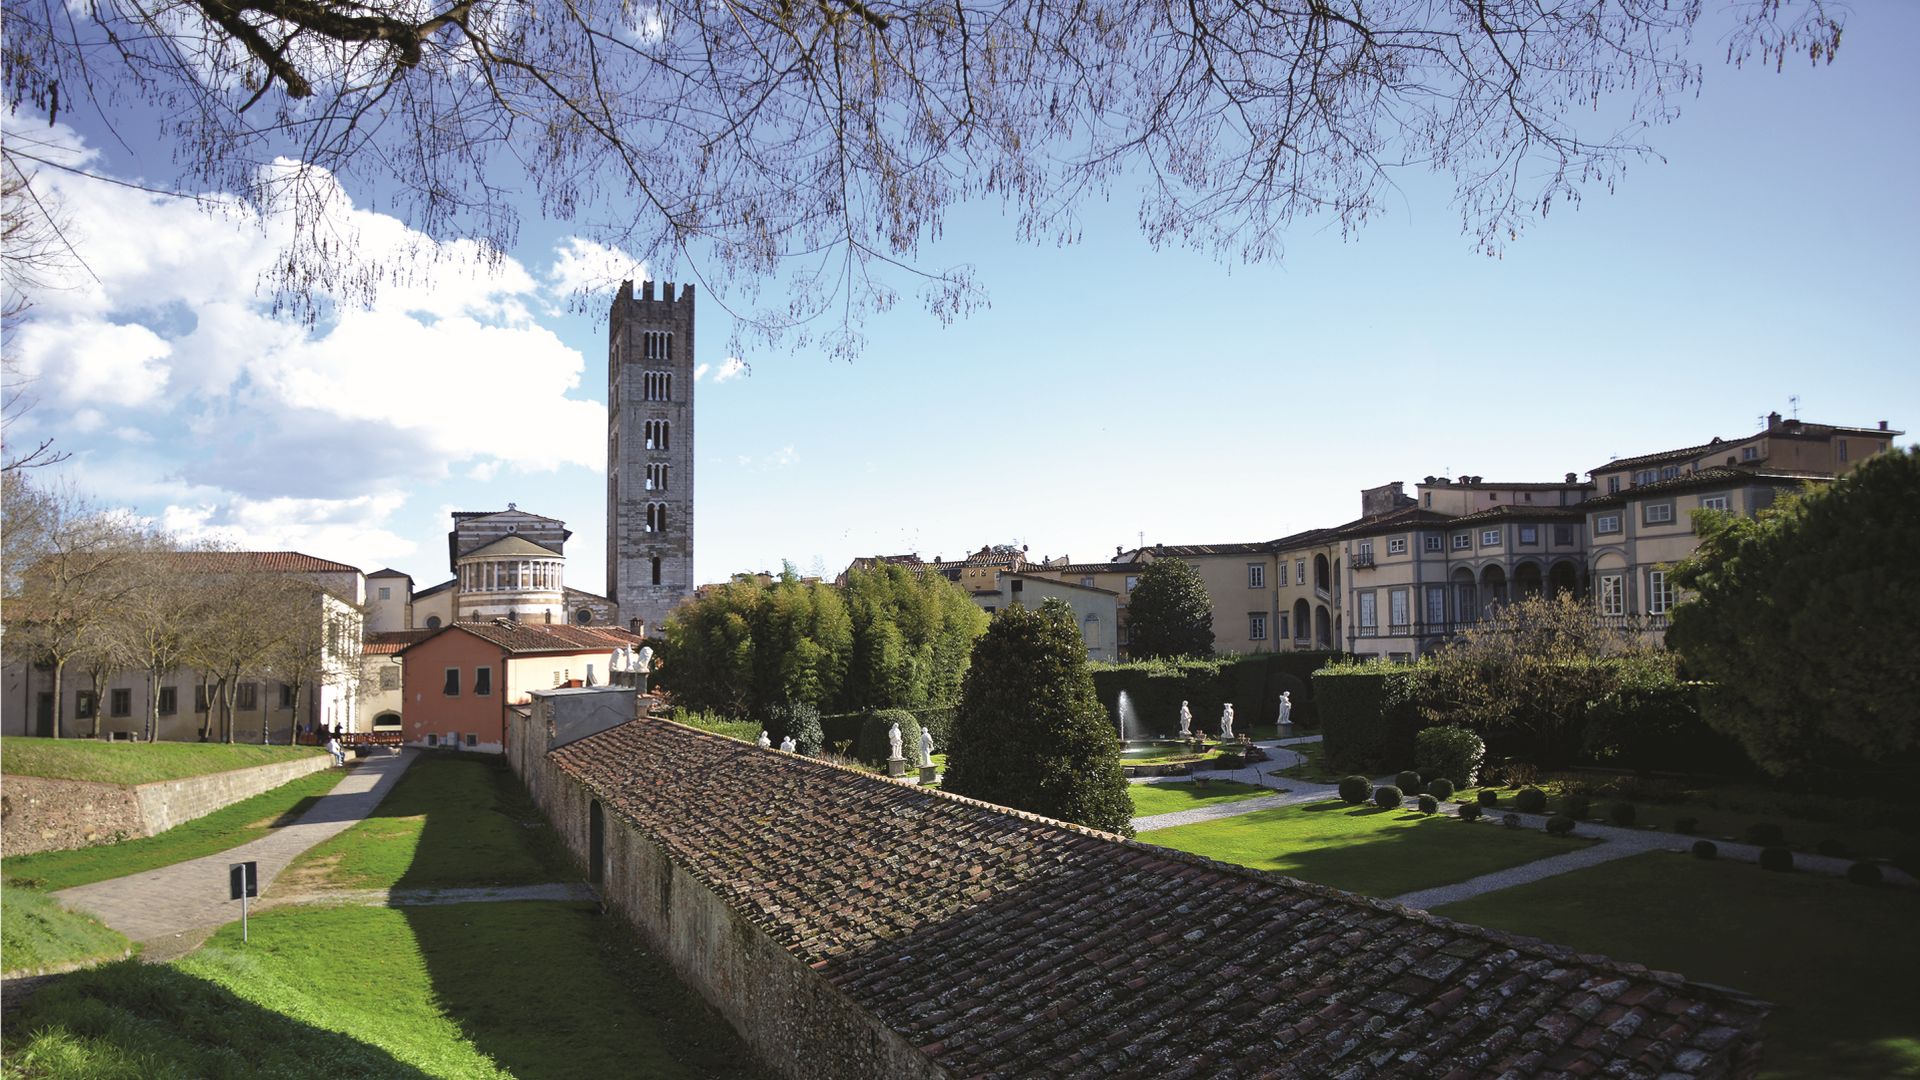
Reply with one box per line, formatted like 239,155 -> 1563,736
506,714 -> 944,1080
2,752 -> 334,857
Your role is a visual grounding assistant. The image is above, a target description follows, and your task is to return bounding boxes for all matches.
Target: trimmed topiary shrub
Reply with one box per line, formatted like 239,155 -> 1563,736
1477,789 -> 1500,808
1396,770 -> 1424,794
1414,725 -> 1486,788
1607,802 -> 1637,827
856,709 -> 922,767
1314,661 -> 1426,773
1427,778 -> 1455,802
1458,803 -> 1482,822
1759,846 -> 1794,872
1545,814 -> 1575,836
786,702 -> 825,756
1417,794 -> 1438,814
1501,813 -> 1521,830
1747,823 -> 1786,847
1673,816 -> 1698,834
1692,840 -> 1718,859
1338,775 -> 1372,804
1847,861 -> 1885,887
1514,788 -> 1548,814
1562,794 -> 1591,819
1374,785 -> 1404,809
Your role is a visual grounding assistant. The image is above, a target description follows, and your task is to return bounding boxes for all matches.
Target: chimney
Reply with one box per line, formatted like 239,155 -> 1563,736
1565,472 -> 1578,483
1880,420 -> 1889,430
543,610 -> 552,624
1768,411 -> 1782,431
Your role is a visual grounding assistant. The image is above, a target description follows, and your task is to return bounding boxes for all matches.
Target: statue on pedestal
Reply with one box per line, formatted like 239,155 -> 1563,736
888,720 -> 904,761
1219,703 -> 1235,740
757,730 -> 771,749
635,645 -> 654,690
1177,700 -> 1193,737
779,734 -> 796,753
1277,691 -> 1292,727
919,727 -> 935,768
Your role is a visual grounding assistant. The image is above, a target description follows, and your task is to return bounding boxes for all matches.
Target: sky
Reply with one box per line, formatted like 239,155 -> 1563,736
6,3 -> 1917,595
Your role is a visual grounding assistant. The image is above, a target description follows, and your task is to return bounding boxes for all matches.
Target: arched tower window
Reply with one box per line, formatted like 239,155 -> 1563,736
651,557 -> 662,585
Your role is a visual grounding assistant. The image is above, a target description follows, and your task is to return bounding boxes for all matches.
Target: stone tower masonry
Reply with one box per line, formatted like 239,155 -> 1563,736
608,280 -> 695,633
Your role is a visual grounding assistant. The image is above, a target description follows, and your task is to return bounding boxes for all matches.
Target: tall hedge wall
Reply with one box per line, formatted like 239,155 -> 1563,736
1313,661 -> 1428,773
1090,652 -> 1343,738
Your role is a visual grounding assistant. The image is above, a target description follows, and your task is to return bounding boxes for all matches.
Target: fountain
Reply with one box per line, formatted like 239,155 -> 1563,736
1116,691 -> 1204,774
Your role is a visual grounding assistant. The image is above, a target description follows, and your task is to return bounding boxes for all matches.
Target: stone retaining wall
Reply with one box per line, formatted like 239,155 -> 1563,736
506,714 -> 942,1080
1,752 -> 334,857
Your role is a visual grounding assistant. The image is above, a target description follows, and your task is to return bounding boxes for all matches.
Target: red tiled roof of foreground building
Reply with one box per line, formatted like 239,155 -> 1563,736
363,629 -> 436,655
160,550 -> 362,574
397,621 -> 644,657
552,719 -> 1767,1079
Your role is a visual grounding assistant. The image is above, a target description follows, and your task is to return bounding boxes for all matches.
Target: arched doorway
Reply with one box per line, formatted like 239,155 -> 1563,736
588,800 -> 605,885
1313,554 -> 1331,594
1314,605 -> 1332,648
1292,598 -> 1310,644
1479,565 -> 1509,615
1451,568 -> 1477,624
1547,560 -> 1580,597
1514,562 -> 1544,599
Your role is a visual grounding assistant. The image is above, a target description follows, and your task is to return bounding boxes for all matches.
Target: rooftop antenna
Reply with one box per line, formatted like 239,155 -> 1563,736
1137,530 -> 1145,550
1789,394 -> 1801,419
1757,413 -> 1768,431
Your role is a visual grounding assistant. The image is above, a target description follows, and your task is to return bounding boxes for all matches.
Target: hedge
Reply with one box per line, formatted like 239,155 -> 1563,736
1313,660 -> 1426,773
1090,652 -> 1343,739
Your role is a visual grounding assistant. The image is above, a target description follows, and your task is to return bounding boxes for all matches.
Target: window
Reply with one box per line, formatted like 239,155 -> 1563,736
1596,514 -> 1622,535
428,733 -> 440,747
443,668 -> 461,696
1553,524 -> 1574,546
1660,465 -> 1680,480
1425,585 -> 1447,626
1700,495 -> 1730,512
1480,529 -> 1501,547
1387,537 -> 1407,555
1607,476 -> 1620,494
1357,591 -> 1377,632
1247,563 -> 1265,588
1424,535 -> 1442,552
237,682 -> 258,710
1388,589 -> 1409,631
378,586 -> 391,600
1742,446 -> 1759,461
158,687 -> 178,715
195,686 -> 210,713
651,557 -> 663,585
380,667 -> 400,690
426,615 -> 442,629
576,607 -> 595,625
280,683 -> 296,708
1648,570 -> 1674,615
647,463 -> 669,491
1837,438 -> 1849,463
475,666 -> 492,695
1295,559 -> 1306,585
1357,539 -> 1374,557
76,691 -> 97,719
1518,525 -> 1539,545
1451,532 -> 1471,551
1079,576 -> 1094,587
1276,613 -> 1289,641
1126,575 -> 1139,592
466,733 -> 478,747
1599,574 -> 1625,616
110,689 -> 131,717
1645,503 -> 1674,525
1633,469 -> 1657,486
1248,612 -> 1267,640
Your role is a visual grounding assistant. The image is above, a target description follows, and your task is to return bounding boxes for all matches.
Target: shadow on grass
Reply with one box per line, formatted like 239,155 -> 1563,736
2,960 -> 436,1079
263,796 -> 325,828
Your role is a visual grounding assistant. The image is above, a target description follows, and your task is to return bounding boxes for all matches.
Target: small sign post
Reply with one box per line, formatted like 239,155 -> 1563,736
229,861 -> 258,943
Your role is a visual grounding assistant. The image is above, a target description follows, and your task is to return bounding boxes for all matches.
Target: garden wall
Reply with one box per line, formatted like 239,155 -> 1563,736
505,714 -> 945,1080
0,752 -> 334,857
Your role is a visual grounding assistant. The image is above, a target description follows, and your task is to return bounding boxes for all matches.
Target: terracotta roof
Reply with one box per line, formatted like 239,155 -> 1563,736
413,578 -> 455,599
1336,506 -> 1458,539
368,567 -> 414,580
1450,505 -> 1587,525
1581,467 -> 1821,509
462,534 -> 564,559
363,629 -> 435,655
451,508 -> 568,523
398,621 -> 643,657
159,551 -> 362,574
1270,527 -> 1340,550
554,719 -> 1767,1079
1149,541 -> 1271,557
1589,440 -> 1725,476
1039,562 -> 1136,576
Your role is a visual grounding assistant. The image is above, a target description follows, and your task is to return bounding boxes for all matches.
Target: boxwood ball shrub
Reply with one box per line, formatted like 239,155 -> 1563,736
1545,814 -> 1576,836
1417,794 -> 1438,815
1692,840 -> 1718,859
1502,813 -> 1521,829
1607,802 -> 1637,827
1562,794 -> 1591,819
1396,770 -> 1424,794
1673,816 -> 1698,834
1427,778 -> 1455,802
1747,823 -> 1786,847
1374,785 -> 1404,809
1338,775 -> 1372,804
1413,725 -> 1486,788
1458,803 -> 1482,822
1514,788 -> 1548,814
1477,789 -> 1500,808
1759,846 -> 1795,872
1847,861 -> 1885,887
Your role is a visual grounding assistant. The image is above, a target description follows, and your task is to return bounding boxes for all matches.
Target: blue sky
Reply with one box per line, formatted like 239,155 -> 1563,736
8,2 -> 1916,594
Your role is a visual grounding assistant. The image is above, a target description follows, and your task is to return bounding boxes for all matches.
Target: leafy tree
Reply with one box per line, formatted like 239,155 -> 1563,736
839,564 -> 986,712
1669,448 -> 1920,775
1125,559 -> 1215,660
2,0 -> 1841,344
943,601 -> 1133,836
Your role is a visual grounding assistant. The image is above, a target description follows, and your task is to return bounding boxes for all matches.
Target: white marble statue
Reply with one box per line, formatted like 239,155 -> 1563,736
888,720 -> 904,761
1178,700 -> 1193,737
1219,703 -> 1235,740
610,647 -> 627,675
779,734 -> 797,753
636,645 -> 655,688
919,727 -> 935,768
757,730 -> 771,749
1278,691 -> 1293,727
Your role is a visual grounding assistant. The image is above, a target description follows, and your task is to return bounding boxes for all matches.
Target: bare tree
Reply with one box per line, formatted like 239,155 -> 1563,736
183,568 -> 306,743
112,542 -> 210,742
1,0 -> 1843,352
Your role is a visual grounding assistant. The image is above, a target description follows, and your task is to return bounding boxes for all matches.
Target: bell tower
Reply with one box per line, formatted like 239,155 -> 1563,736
608,280 -> 695,632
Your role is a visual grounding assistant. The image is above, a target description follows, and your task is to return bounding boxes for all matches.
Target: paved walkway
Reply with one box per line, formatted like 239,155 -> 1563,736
53,750 -> 417,947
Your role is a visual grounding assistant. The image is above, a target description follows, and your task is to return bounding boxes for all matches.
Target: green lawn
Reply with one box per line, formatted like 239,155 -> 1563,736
1273,739 -> 1339,782
1436,851 -> 1920,1080
1130,780 -> 1274,817
3,769 -> 348,893
1138,799 -> 1592,897
280,754 -> 568,892
0,885 -> 134,976
0,737 -> 325,785
2,903 -> 765,1079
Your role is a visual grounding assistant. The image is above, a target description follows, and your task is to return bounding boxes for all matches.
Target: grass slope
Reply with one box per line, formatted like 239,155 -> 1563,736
1138,798 -> 1592,897
3,769 -> 347,893
281,754 -> 567,892
1129,780 -> 1273,817
0,885 -> 133,975
0,738 -> 325,785
1436,851 -> 1920,1080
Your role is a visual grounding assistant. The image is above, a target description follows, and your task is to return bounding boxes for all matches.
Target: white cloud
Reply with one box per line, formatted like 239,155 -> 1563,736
694,363 -> 711,381
713,357 -> 748,383
13,321 -> 172,407
547,237 -> 646,299
72,409 -> 107,433
162,491 -> 417,572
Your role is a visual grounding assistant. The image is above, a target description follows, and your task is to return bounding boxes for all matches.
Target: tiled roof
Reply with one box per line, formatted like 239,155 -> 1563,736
1424,480 -> 1589,491
1336,506 -> 1458,539
413,578 -> 455,599
160,551 -> 362,574
1450,505 -> 1587,525
462,534 -> 563,559
452,508 -> 568,523
368,567 -> 414,580
399,621 -> 643,656
1581,467 -> 1821,509
1589,440 -> 1724,476
363,629 -> 435,655
1270,527 -> 1340,550
1150,541 -> 1271,557
554,719 -> 1767,1079
1042,563 -> 1134,576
